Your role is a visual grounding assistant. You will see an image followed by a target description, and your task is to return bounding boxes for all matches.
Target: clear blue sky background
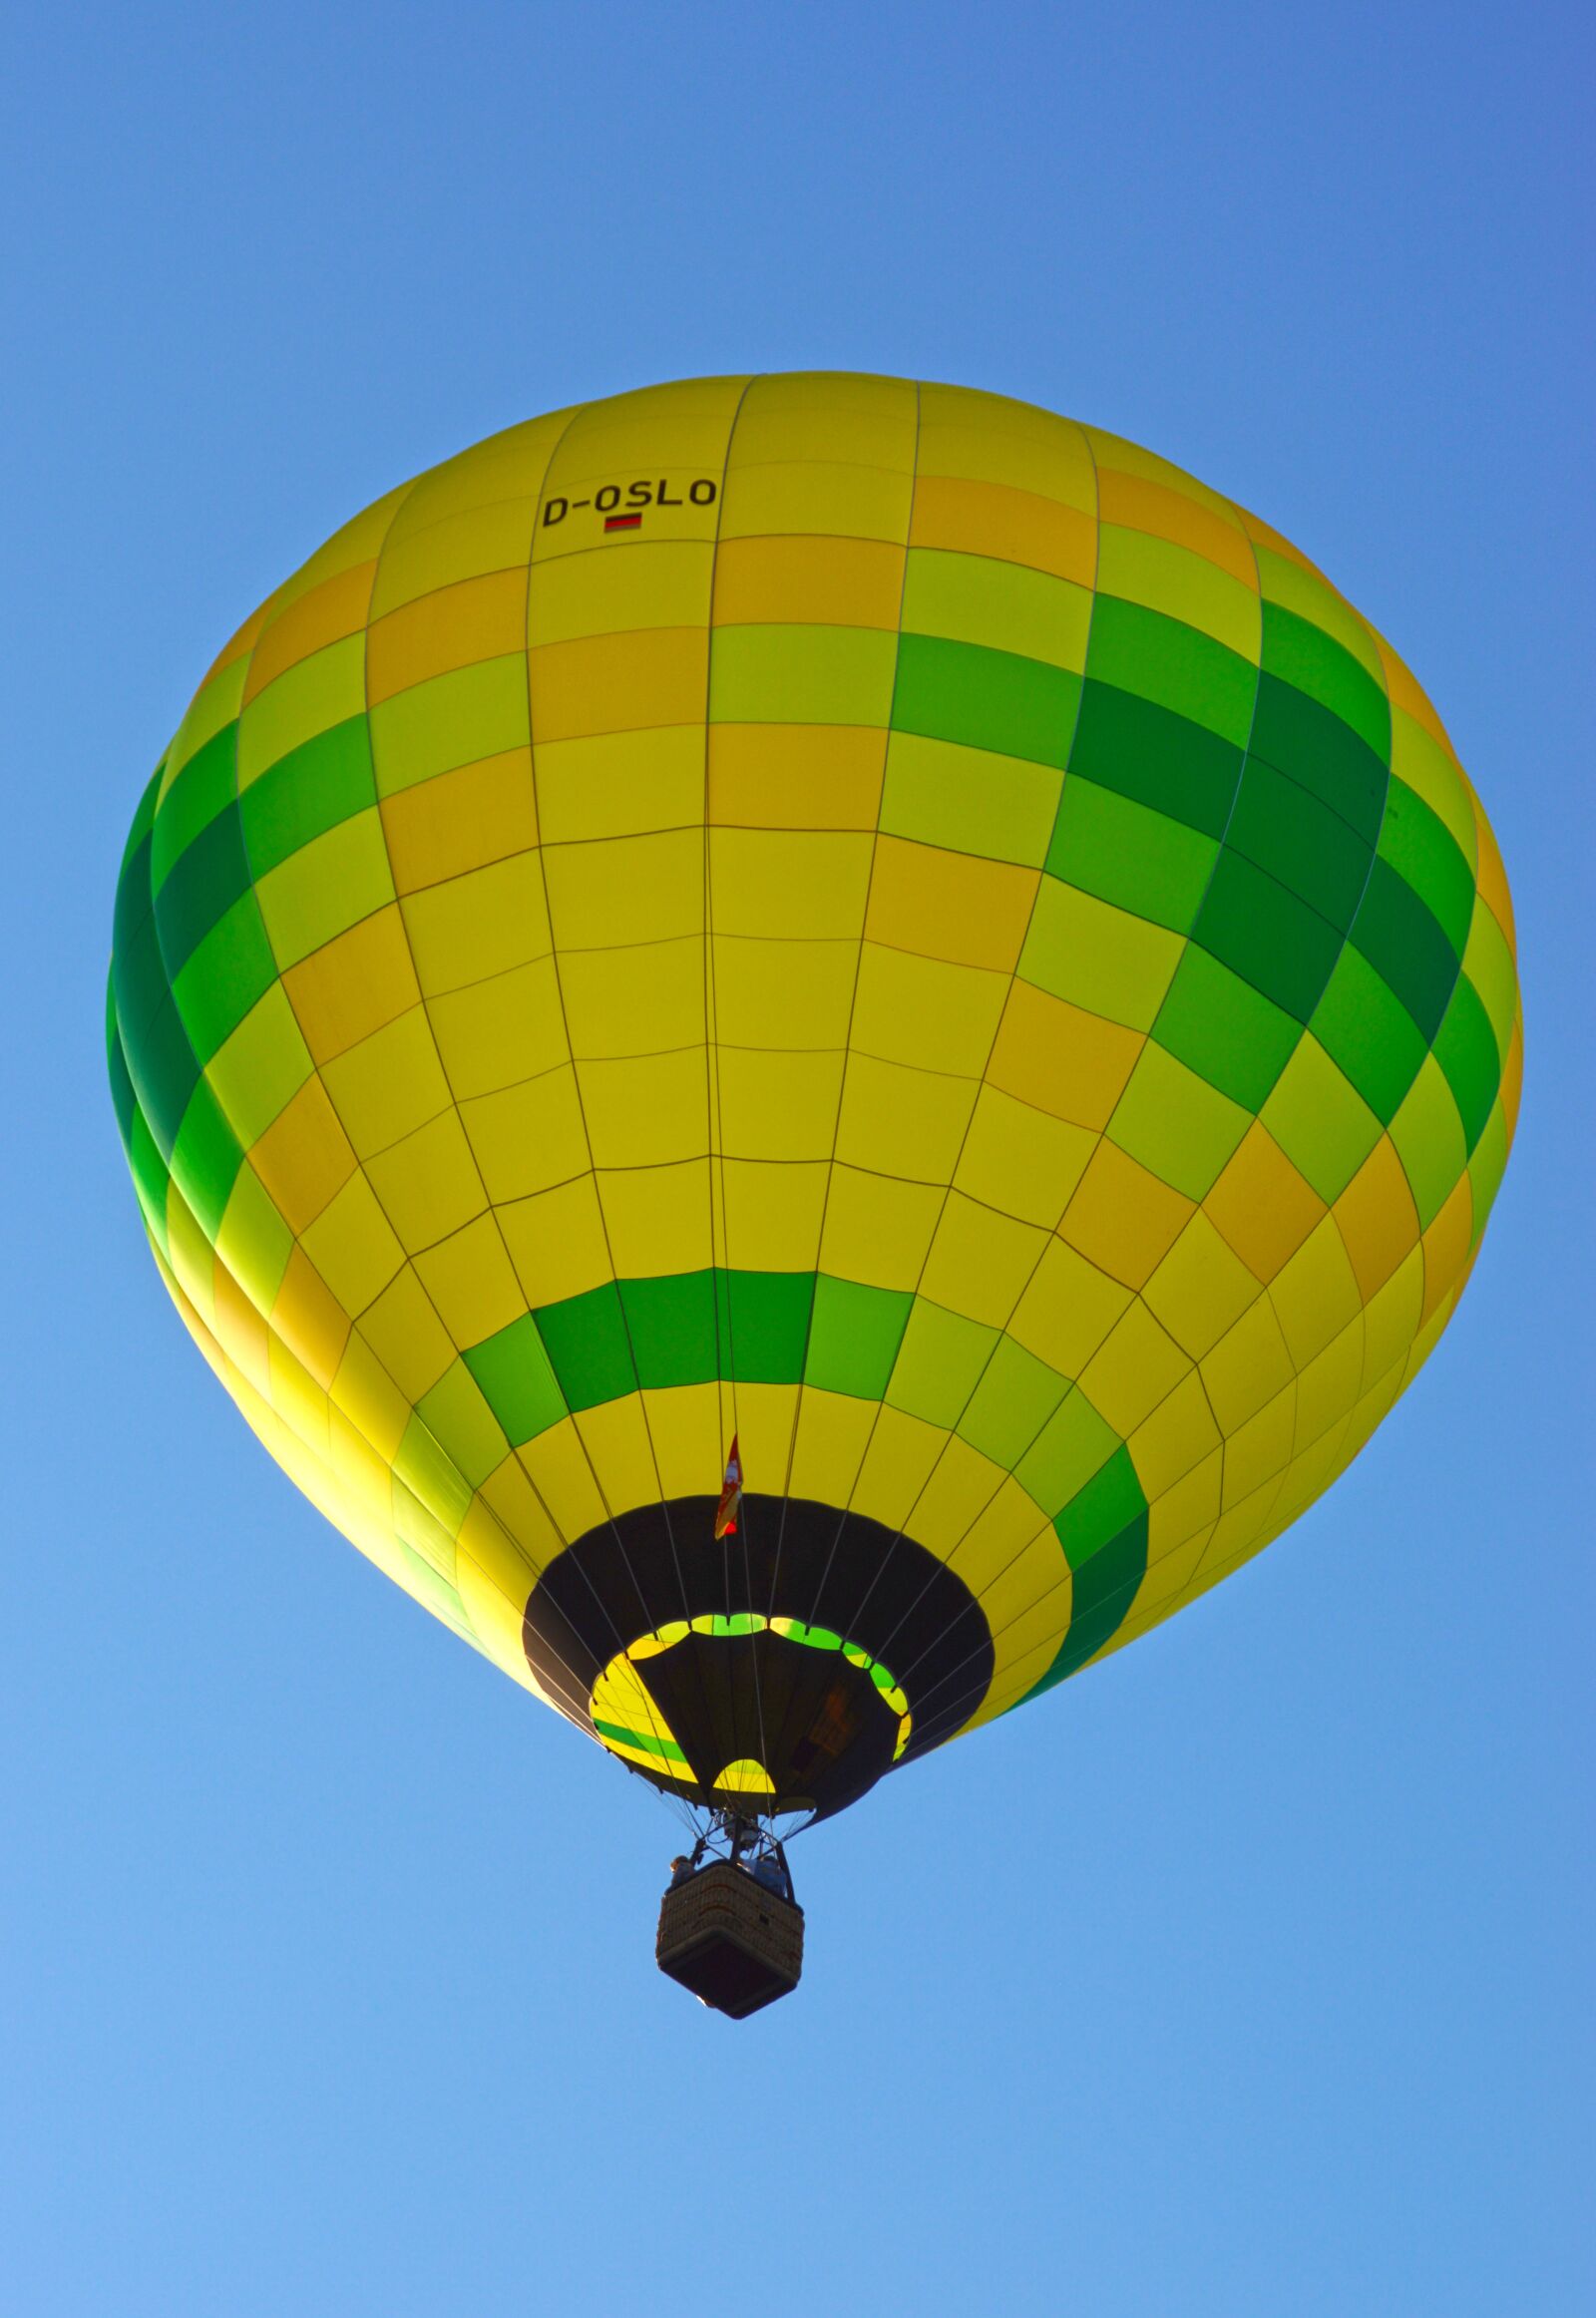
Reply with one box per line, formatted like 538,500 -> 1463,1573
5,5 -> 1590,2311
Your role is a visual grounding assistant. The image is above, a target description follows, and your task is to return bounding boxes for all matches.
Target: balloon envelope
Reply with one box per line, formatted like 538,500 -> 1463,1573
108,375 -> 1521,1824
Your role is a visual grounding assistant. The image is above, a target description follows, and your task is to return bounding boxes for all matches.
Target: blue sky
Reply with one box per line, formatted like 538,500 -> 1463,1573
5,4 -> 1591,2310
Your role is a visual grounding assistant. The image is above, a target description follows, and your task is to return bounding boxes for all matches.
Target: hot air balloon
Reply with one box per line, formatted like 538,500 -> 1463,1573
109,375 -> 1520,2015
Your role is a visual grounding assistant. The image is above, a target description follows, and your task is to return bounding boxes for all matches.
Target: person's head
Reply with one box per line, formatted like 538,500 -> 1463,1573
670,1855 -> 689,1871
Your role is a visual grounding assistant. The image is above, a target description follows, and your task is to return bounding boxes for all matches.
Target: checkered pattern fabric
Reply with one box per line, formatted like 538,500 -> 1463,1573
108,375 -> 1521,1770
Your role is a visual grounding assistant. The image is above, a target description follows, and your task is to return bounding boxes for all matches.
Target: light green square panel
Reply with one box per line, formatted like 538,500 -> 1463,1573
1261,1031 -> 1384,1205
1013,1385 -> 1120,1520
1387,712 -> 1477,864
214,1163 -> 293,1311
464,1312 -> 568,1445
410,1363 -> 509,1499
160,661 -> 244,797
805,1274 -> 913,1399
397,1541 -> 469,1631
370,655 -> 532,797
959,1335 -> 1069,1471
886,1298 -> 999,1430
1107,1041 -> 1250,1200
1252,544 -> 1386,688
1019,879 -> 1182,1029
901,547 -> 1091,669
880,730 -> 1064,866
1459,901 -> 1518,1059
392,1482 -> 460,1582
237,634 -> 368,787
1390,1053 -> 1469,1230
708,623 -> 899,726
254,809 -> 396,969
204,985 -> 313,1147
1466,1103 -> 1510,1242
1094,526 -> 1260,662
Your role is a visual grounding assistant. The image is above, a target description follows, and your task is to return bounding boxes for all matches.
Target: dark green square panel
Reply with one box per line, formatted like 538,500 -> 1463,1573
152,725 -> 240,890
893,632 -> 1078,767
1376,778 -> 1476,958
1225,756 -> 1372,932
1027,1451 -> 1150,1698
171,1078 -> 244,1238
535,1283 -> 636,1411
1052,1442 -> 1147,1568
113,825 -> 155,941
1085,596 -> 1257,746
724,1269 -> 814,1383
114,828 -> 155,952
154,800 -> 253,981
108,1012 -> 138,1153
1260,601 -> 1391,760
805,1275 -> 912,1399
1030,1513 -> 1149,1691
123,761 -> 164,865
240,716 -> 377,879
1070,1510 -> 1149,1613
104,970 -> 122,1074
1193,851 -> 1344,1023
113,851 -> 170,1043
1153,943 -> 1303,1109
1350,858 -> 1459,1042
1248,672 -> 1388,844
130,993 -> 202,1157
620,1270 -> 718,1389
1309,943 -> 1428,1126
1067,679 -> 1242,840
1431,973 -> 1503,1153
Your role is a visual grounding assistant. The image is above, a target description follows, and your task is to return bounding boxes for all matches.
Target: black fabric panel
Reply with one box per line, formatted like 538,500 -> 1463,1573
523,1493 -> 997,1822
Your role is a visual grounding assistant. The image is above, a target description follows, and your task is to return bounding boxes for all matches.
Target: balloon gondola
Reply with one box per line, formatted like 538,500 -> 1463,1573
108,375 -> 1520,2013
655,1814 -> 802,2020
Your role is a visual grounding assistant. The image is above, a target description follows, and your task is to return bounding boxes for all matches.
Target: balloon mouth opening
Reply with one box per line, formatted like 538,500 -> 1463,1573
589,1614 -> 914,1810
521,1492 -> 997,1822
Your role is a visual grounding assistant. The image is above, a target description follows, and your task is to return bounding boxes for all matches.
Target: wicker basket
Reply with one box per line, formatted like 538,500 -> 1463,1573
656,1861 -> 805,2019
